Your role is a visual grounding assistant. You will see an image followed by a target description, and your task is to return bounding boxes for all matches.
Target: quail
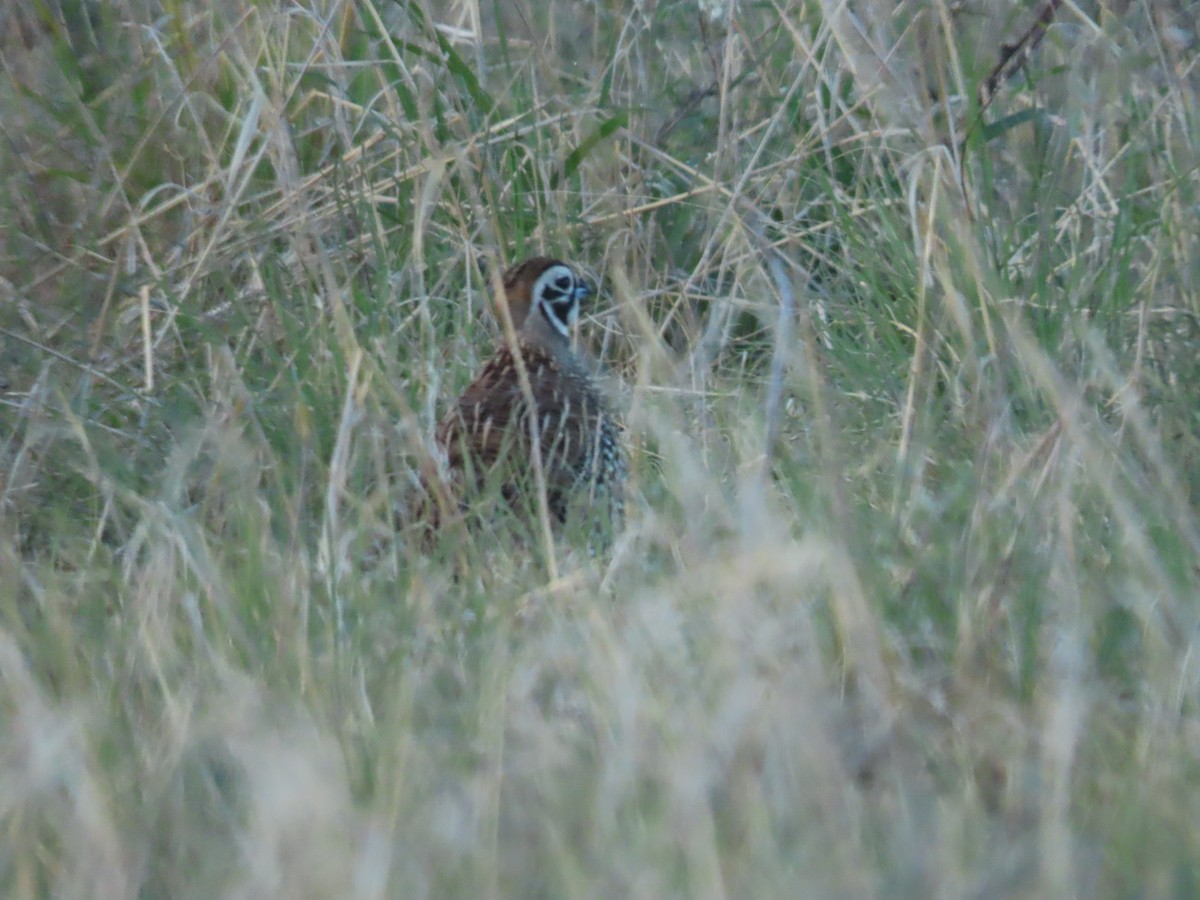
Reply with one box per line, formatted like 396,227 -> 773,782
435,256 -> 626,538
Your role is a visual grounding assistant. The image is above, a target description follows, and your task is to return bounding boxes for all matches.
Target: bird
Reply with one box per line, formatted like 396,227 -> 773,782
432,256 -> 626,542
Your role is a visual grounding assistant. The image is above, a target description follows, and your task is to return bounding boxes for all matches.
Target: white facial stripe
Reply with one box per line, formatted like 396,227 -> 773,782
534,264 -> 582,337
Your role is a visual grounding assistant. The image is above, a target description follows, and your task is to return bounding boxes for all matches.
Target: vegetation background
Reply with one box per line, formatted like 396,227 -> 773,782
2,0 -> 1199,896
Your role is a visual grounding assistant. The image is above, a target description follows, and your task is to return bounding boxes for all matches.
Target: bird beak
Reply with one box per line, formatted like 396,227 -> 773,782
573,281 -> 593,303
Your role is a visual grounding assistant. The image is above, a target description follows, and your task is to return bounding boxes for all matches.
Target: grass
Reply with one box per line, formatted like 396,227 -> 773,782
2,0 -> 1199,895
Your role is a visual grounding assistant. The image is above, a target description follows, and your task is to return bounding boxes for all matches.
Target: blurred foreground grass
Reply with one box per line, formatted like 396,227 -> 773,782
2,1 -> 1200,896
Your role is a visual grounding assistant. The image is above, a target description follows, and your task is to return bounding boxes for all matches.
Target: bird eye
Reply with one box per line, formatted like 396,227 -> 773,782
556,276 -> 572,290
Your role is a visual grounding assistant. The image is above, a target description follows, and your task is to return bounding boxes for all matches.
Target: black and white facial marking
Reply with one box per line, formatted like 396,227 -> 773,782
533,264 -> 590,338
